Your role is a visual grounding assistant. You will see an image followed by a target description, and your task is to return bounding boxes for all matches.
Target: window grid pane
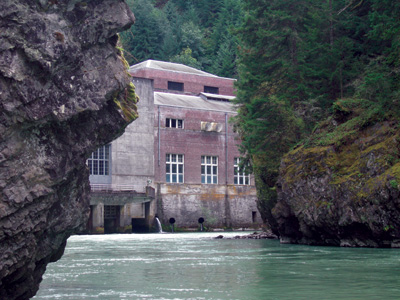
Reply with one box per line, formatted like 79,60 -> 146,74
201,156 -> 218,184
166,153 -> 184,183
234,157 -> 250,185
89,145 -> 110,176
165,118 -> 184,129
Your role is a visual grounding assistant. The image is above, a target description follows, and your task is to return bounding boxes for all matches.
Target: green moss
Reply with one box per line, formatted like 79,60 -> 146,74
282,97 -> 400,207
281,146 -> 331,186
116,225 -> 132,233
115,34 -> 131,71
304,98 -> 386,148
389,179 -> 398,189
114,82 -> 139,122
93,227 -> 104,234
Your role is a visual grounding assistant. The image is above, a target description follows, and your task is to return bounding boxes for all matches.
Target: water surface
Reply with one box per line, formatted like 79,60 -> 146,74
33,232 -> 400,300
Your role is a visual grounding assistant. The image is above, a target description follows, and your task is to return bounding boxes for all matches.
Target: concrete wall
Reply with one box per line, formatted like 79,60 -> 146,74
88,78 -> 157,234
157,183 -> 261,229
110,78 -> 155,192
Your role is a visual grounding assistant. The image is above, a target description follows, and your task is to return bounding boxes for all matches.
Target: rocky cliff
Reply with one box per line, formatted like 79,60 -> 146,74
0,1 -> 137,299
273,99 -> 400,247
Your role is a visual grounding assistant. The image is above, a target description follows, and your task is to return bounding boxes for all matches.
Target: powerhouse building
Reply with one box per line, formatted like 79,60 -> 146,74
87,60 -> 261,233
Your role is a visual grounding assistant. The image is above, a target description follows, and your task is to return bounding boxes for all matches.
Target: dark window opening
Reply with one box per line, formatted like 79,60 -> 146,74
204,86 -> 219,94
168,81 -> 184,91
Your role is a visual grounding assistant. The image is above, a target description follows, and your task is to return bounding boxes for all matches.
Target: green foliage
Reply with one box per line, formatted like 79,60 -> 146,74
233,0 -> 400,228
389,180 -> 398,190
119,0 -> 243,77
306,98 -> 385,148
170,47 -> 202,69
120,0 -> 167,64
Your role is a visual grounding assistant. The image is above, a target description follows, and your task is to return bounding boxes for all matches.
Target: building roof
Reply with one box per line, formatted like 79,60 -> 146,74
129,60 -> 226,79
154,92 -> 237,113
199,92 -> 236,102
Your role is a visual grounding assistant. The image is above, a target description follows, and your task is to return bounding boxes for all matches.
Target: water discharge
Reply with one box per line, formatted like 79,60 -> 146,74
155,217 -> 163,233
33,232 -> 400,300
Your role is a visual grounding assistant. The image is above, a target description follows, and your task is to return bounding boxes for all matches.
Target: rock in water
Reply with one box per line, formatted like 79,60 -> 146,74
274,111 -> 400,248
0,1 -> 137,299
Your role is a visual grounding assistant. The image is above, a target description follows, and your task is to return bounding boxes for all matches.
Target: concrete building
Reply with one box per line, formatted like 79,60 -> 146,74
87,60 -> 261,233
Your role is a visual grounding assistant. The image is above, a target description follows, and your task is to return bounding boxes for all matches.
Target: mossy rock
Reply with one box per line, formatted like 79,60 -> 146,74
275,99 -> 400,247
114,81 -> 139,122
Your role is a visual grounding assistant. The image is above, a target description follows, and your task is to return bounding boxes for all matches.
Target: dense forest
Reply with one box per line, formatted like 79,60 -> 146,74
233,0 -> 400,226
121,0 -> 400,226
120,0 -> 243,77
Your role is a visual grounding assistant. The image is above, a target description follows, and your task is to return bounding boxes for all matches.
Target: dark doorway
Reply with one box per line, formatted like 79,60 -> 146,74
132,202 -> 151,233
104,205 -> 120,233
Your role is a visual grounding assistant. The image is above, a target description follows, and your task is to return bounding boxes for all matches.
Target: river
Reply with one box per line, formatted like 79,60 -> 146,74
33,232 -> 400,300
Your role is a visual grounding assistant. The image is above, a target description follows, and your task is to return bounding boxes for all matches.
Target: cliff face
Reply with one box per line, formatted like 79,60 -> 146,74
273,100 -> 400,247
0,1 -> 137,299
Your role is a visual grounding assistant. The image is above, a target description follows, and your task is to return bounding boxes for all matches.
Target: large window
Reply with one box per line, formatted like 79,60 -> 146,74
88,144 -> 110,175
201,156 -> 218,184
168,81 -> 184,91
166,154 -> 184,183
234,157 -> 250,185
166,118 -> 184,128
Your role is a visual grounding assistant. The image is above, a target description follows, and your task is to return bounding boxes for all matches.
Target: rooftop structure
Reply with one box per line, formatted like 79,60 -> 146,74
129,60 -> 236,96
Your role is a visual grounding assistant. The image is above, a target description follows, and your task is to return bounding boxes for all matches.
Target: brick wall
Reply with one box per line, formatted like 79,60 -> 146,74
154,105 -> 244,185
129,68 -> 236,96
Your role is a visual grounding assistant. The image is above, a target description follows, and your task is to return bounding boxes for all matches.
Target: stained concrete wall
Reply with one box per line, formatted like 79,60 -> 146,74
157,183 -> 261,229
110,78 -> 155,193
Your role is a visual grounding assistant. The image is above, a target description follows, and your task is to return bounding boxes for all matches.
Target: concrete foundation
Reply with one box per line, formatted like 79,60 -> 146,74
157,183 -> 261,230
88,187 -> 156,233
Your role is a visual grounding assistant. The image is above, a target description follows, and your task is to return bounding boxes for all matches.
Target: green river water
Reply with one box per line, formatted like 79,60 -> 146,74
33,232 -> 400,300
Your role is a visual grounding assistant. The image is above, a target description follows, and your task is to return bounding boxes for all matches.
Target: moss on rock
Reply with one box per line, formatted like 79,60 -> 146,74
274,98 -> 400,247
114,81 -> 139,122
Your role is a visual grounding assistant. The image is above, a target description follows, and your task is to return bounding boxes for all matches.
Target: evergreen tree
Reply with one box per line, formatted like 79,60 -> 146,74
170,47 -> 202,69
120,0 -> 245,76
210,36 -> 238,78
120,0 -> 166,64
208,0 -> 243,77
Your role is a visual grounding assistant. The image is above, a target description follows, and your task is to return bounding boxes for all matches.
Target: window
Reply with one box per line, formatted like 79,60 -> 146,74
204,86 -> 219,94
88,144 -> 111,175
166,154 -> 184,183
168,81 -> 184,91
201,156 -> 218,184
104,205 -> 118,219
234,157 -> 250,185
166,118 -> 183,128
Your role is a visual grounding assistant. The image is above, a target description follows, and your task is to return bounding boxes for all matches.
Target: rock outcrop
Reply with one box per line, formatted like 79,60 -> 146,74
273,100 -> 400,247
0,1 -> 137,299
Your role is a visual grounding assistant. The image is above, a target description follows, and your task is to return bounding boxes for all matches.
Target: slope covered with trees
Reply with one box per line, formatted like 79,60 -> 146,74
120,0 -> 243,77
233,0 -> 400,238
